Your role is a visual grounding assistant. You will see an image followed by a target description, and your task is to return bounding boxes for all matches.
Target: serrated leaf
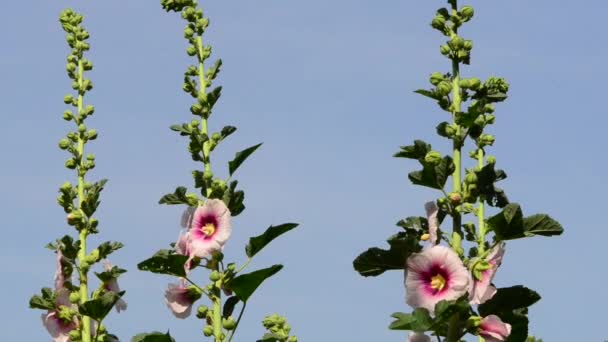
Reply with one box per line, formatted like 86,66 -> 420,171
228,265 -> 283,302
228,143 -> 262,176
131,331 -> 175,342
97,241 -> 124,260
222,180 -> 245,216
159,187 -> 195,206
353,232 -> 421,277
394,140 -> 431,160
478,286 -> 541,316
475,163 -> 509,208
522,214 -> 563,237
81,179 -> 108,217
388,312 -> 414,330
79,291 -> 125,321
29,288 -> 56,311
137,249 -> 189,277
246,223 -> 299,258
408,156 -> 455,190
487,203 -> 524,240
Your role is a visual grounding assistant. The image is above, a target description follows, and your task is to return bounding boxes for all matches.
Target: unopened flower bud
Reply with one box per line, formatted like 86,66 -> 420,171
460,6 -> 475,21
60,182 -> 72,191
69,330 -> 81,340
87,129 -> 98,140
184,27 -> 194,38
440,44 -> 451,56
63,110 -> 73,121
431,16 -> 446,30
209,270 -> 221,282
67,210 -> 83,225
59,139 -> 71,150
65,159 -> 77,169
437,81 -> 452,96
203,326 -> 214,336
429,72 -> 444,86
480,134 -> 495,146
448,192 -> 462,205
196,305 -> 209,319
424,151 -> 442,165
211,132 -> 221,141
187,45 -> 197,56
63,95 -> 74,104
78,124 -> 86,133
223,317 -> 236,330
69,292 -> 80,303
448,36 -> 464,50
463,40 -> 473,51
467,316 -> 482,328
486,155 -> 497,164
465,172 -> 478,184
484,114 -> 495,124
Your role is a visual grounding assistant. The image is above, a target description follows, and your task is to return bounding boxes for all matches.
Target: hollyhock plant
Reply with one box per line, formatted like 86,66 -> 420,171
354,0 -> 564,340
135,1 -> 299,341
187,199 -> 232,258
405,246 -> 469,313
479,315 -> 511,342
469,243 -> 505,305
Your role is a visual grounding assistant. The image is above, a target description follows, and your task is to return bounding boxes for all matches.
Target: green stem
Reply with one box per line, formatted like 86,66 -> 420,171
477,148 -> 486,254
212,286 -> 223,341
227,302 -> 247,342
196,35 -> 212,197
450,54 -> 462,234
76,59 -> 91,342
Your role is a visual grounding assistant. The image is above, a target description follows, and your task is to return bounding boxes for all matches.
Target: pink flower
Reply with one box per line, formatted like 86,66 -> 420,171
424,202 -> 439,245
405,245 -> 469,313
175,230 -> 195,273
479,315 -> 511,342
408,332 -> 431,342
469,243 -> 505,305
102,261 -> 127,312
54,249 -> 68,291
187,199 -> 232,258
181,206 -> 196,229
164,281 -> 200,319
41,311 -> 76,342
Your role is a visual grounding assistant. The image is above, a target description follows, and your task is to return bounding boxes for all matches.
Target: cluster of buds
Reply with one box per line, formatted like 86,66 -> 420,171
260,314 -> 298,342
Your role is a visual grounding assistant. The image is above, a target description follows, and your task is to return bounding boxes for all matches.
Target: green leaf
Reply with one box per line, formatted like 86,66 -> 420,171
257,333 -> 284,342
228,143 -> 263,176
29,288 -> 56,311
220,126 -> 237,140
478,286 -> 541,316
414,89 -> 442,100
353,232 -> 422,277
222,180 -> 245,216
246,223 -> 299,258
475,163 -> 509,208
170,123 -> 193,136
97,241 -> 124,260
206,86 -> 223,109
222,296 -> 240,318
228,265 -> 283,302
137,249 -> 190,277
523,214 -> 564,237
487,203 -> 524,240
388,312 -> 414,330
95,265 -> 127,282
394,140 -> 431,160
408,156 -> 455,190
81,179 -> 108,218
79,291 -> 125,321
432,298 -> 471,328
159,186 -> 196,206
131,331 -> 175,342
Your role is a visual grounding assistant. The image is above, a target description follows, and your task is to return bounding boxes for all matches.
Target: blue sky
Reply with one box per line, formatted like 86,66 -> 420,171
1,0 -> 606,341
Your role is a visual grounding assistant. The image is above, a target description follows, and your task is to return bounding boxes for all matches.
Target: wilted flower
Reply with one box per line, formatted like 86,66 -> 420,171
479,315 -> 511,342
405,245 -> 469,313
469,243 -> 505,305
165,280 -> 202,319
424,202 -> 439,245
187,199 -> 232,258
408,332 -> 431,342
41,311 -> 76,342
102,261 -> 127,312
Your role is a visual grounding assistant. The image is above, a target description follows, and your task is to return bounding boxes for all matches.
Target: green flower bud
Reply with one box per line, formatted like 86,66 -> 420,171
440,44 -> 451,56
184,27 -> 195,38
59,139 -> 71,150
67,210 -> 83,225
67,132 -> 78,142
65,159 -> 77,169
466,315 -> 482,328
424,151 -> 442,165
191,103 -> 203,115
86,154 -> 95,161
465,172 -> 478,184
87,129 -> 98,140
66,63 -> 77,73
461,203 -> 475,213
203,170 -> 213,181
69,292 -> 81,303
431,15 -> 446,30
63,110 -> 73,121
196,305 -> 209,319
211,132 -> 221,141
187,45 -> 197,56
84,105 -> 95,116
78,124 -> 86,133
288,337 -> 298,342
484,114 -> 496,124
60,182 -> 72,191
479,134 -> 495,146
451,232 -> 464,256
448,192 -> 462,205
429,72 -> 444,86
223,317 -> 236,330
463,40 -> 473,51
437,81 -> 452,96
227,263 -> 236,272
63,95 -> 74,104
469,78 -> 481,90
486,155 -> 497,164
85,249 -> 100,264
448,36 -> 464,50
89,218 -> 99,229
460,6 -> 475,21
203,326 -> 214,337
69,329 -> 81,340
209,270 -> 221,282
71,81 -> 79,90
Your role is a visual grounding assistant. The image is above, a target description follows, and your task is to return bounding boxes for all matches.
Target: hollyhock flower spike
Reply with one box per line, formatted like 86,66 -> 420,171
405,245 -> 469,313
424,201 -> 439,245
187,199 -> 232,258
479,315 -> 511,342
103,261 -> 128,312
469,243 -> 505,305
165,280 -> 201,319
408,332 -> 431,342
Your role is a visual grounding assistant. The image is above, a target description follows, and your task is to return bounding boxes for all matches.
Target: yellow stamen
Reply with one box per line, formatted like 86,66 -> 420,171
421,233 -> 430,241
202,223 -> 216,236
430,274 -> 446,291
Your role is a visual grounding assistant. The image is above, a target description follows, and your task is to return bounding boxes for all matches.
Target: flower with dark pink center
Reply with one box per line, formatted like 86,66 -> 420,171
405,245 -> 469,313
187,199 -> 232,258
164,281 -> 202,319
479,315 -> 511,342
469,243 -> 505,305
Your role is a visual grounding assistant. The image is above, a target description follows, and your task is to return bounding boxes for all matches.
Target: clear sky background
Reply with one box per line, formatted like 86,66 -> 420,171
1,0 -> 606,341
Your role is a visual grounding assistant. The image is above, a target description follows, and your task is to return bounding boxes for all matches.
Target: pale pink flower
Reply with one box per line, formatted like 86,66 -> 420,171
469,243 -> 505,305
41,311 -> 76,342
54,249 -> 67,290
405,245 -> 469,313
187,199 -> 232,258
165,280 -> 201,319
102,261 -> 127,312
479,315 -> 511,342
175,231 -> 190,256
181,206 -> 196,229
424,202 -> 439,245
408,332 -> 431,342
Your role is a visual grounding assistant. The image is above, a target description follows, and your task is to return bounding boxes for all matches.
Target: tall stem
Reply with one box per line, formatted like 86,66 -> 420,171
477,148 -> 486,254
450,35 -> 462,234
196,35 -> 212,198
212,282 -> 223,342
76,59 -> 91,342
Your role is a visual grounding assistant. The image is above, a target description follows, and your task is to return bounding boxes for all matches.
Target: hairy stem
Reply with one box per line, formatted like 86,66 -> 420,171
76,58 -> 91,342
212,284 -> 223,342
477,148 -> 486,254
